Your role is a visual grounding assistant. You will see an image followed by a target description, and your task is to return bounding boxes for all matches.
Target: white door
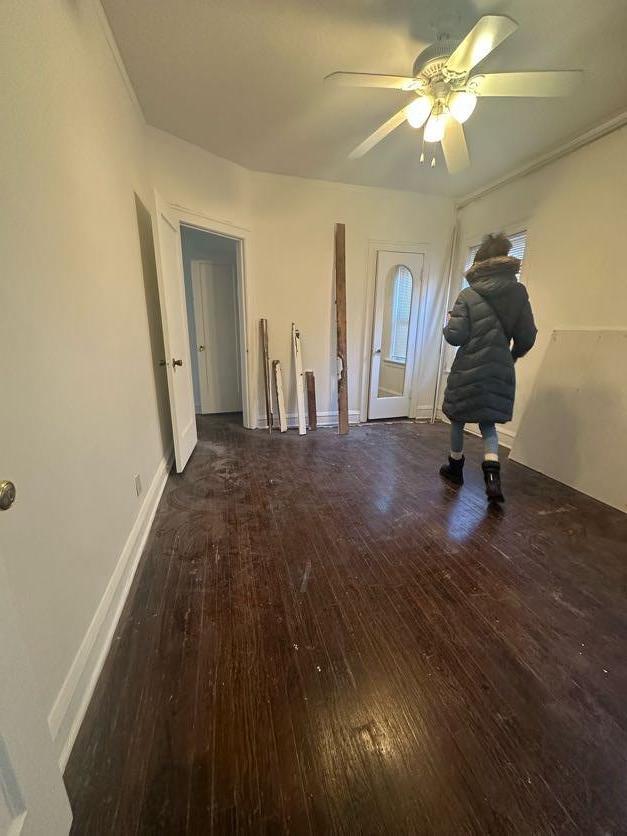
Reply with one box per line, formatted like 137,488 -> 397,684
191,261 -> 242,414
152,193 -> 197,472
1,488 -> 73,835
368,251 -> 424,420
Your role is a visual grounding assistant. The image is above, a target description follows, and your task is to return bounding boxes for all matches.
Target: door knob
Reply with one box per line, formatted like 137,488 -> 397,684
373,348 -> 382,355
0,480 -> 16,511
198,345 -> 205,352
172,358 -> 183,368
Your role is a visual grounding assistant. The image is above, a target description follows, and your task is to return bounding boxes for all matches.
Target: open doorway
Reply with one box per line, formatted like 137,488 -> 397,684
180,226 -> 243,420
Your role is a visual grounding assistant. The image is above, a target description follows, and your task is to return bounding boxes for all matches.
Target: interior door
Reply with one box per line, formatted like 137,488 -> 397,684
152,193 -> 197,472
368,250 -> 424,420
1,497 -> 73,835
191,261 -> 242,414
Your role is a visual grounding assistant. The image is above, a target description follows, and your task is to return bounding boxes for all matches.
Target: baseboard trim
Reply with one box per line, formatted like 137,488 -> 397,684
49,448 -> 173,771
412,405 -> 434,420
257,410 -> 361,429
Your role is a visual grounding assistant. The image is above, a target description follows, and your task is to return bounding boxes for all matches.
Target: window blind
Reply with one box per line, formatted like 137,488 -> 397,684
462,229 -> 528,284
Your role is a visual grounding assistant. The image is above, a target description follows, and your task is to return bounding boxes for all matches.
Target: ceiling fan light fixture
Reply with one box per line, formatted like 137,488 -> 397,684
424,108 -> 448,143
406,96 -> 433,129
448,91 -> 477,124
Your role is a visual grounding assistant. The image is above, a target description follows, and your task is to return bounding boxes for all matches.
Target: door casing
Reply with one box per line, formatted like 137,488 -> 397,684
360,241 -> 431,422
171,208 -> 253,429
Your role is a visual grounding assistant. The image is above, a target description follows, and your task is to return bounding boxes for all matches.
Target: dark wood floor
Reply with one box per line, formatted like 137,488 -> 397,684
65,415 -> 627,835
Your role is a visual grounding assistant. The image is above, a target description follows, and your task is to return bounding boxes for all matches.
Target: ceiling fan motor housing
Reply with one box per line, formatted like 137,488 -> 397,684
412,40 -> 461,82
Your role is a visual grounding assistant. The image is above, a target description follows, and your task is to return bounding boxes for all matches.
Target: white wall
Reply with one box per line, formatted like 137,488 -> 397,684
1,0 -> 171,763
448,125 -> 627,445
148,123 -> 453,425
250,173 -> 452,424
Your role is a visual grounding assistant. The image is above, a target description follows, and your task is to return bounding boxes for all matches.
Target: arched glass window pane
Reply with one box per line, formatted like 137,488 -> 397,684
388,266 -> 413,363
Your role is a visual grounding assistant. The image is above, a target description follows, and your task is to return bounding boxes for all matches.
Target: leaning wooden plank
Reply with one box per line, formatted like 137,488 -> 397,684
292,323 -> 307,436
305,371 -> 317,431
334,223 -> 349,434
260,318 -> 273,433
273,360 -> 288,432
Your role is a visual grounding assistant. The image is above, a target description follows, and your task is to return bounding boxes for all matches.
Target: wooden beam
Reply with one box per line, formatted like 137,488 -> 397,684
273,361 -> 288,432
292,323 -> 307,436
260,318 -> 272,433
334,223 -> 349,434
305,371 -> 317,431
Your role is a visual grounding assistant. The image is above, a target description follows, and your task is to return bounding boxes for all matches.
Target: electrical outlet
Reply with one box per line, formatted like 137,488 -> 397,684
134,474 -> 142,497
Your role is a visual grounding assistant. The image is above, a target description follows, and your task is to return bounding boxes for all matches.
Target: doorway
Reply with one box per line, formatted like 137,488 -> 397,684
368,250 -> 424,420
180,226 -> 243,418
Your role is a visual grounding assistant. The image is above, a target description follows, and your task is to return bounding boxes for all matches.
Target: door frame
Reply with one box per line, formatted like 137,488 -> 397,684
172,206 -> 253,429
360,240 -> 431,422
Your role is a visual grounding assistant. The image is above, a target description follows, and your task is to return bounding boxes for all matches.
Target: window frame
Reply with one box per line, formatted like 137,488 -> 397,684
386,265 -> 414,365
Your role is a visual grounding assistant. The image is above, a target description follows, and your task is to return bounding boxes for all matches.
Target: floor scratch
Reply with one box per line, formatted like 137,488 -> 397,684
299,559 -> 312,594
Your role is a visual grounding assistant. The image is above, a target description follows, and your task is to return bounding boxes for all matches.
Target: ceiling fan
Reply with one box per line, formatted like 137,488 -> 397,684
325,15 -> 582,174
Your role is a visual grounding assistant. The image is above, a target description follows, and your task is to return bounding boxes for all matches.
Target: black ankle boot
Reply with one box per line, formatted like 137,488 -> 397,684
482,460 -> 505,503
440,455 -> 465,485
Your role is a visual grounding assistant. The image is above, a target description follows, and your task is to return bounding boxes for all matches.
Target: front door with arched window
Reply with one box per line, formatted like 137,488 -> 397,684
368,250 -> 424,419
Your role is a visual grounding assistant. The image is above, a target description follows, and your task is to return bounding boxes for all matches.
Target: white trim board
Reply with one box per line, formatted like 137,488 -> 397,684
257,410 -> 360,430
49,449 -> 173,771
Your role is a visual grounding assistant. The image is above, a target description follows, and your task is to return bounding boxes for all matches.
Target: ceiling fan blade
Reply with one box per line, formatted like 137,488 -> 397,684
348,105 -> 410,159
441,120 -> 470,174
325,72 -> 425,92
446,15 -> 518,74
471,70 -> 582,97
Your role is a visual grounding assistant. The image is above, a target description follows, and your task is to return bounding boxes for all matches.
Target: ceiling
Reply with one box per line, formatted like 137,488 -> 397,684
102,0 -> 627,197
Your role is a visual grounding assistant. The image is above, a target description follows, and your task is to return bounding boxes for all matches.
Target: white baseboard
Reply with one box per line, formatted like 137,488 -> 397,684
49,448 -> 173,771
436,410 -> 516,449
412,405 -> 435,421
257,409 -> 361,429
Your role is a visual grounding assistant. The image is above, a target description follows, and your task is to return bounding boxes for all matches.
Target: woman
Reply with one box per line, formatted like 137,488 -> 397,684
440,232 -> 537,502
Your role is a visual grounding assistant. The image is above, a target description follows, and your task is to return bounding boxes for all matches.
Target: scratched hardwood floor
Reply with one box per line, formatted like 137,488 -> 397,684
65,415 -> 627,835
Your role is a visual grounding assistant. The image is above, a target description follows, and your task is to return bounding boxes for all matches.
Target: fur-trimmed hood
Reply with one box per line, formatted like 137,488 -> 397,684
465,255 -> 520,281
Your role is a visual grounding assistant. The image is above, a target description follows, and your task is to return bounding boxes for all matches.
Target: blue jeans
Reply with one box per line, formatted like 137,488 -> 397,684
450,421 -> 499,457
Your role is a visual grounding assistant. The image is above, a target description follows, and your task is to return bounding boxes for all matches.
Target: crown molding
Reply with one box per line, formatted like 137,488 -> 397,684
94,0 -> 145,123
456,109 -> 627,210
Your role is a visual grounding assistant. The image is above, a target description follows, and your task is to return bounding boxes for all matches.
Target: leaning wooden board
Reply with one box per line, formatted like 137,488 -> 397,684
292,323 -> 307,436
272,360 -> 288,432
334,223 -> 349,434
260,318 -> 273,433
305,371 -> 317,431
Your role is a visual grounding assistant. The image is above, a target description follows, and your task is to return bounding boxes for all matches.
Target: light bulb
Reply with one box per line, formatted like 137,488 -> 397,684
424,110 -> 448,143
448,91 -> 477,124
406,96 -> 433,129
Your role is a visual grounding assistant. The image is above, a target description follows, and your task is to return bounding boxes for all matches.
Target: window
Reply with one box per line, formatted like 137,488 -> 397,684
462,229 -> 528,287
388,266 -> 413,363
